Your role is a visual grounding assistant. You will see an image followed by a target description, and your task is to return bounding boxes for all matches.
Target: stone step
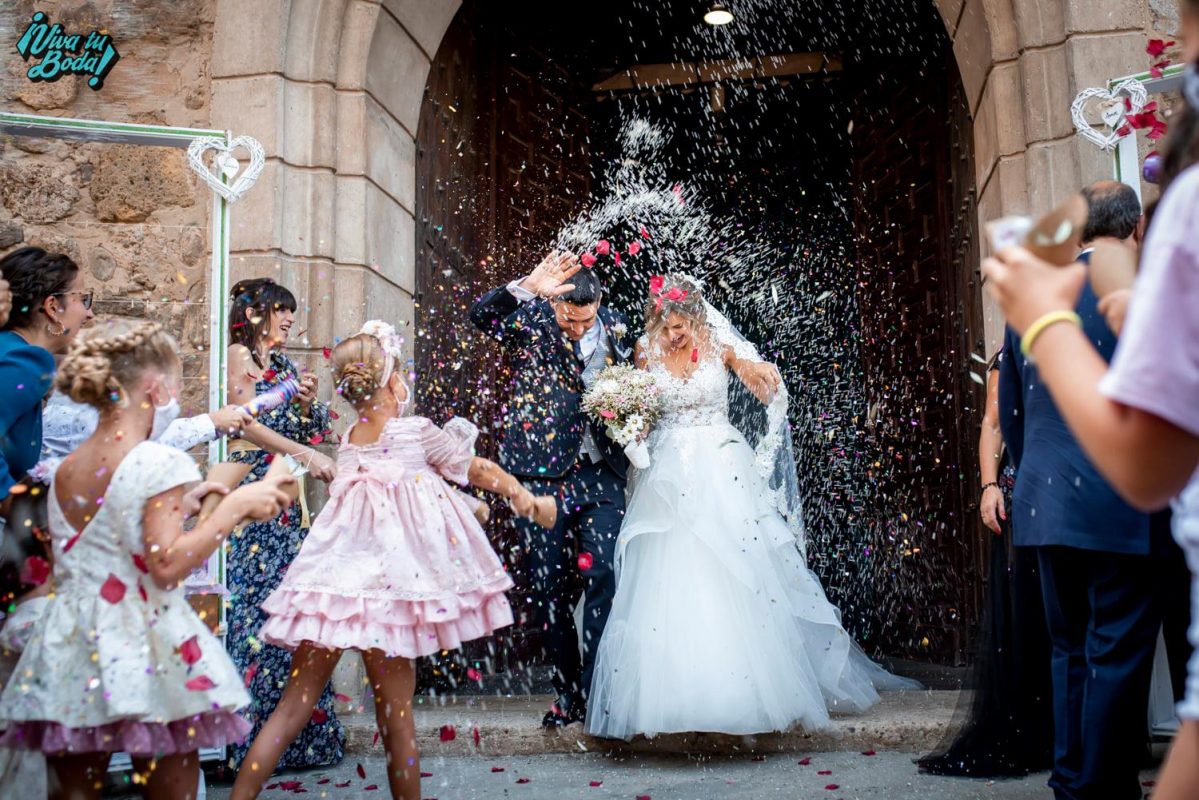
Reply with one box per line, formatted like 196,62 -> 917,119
340,691 -> 959,758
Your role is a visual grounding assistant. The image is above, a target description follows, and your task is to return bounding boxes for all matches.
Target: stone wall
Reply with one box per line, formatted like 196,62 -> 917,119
0,0 -> 216,413
934,0 -> 1166,349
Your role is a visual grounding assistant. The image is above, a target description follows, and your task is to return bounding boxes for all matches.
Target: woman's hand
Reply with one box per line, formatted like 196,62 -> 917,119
303,450 -> 337,482
982,246 -> 1087,335
1097,289 -> 1132,336
297,371 -> 319,415
980,485 -> 1006,534
209,405 -> 254,435
739,361 -> 783,404
182,481 -> 229,519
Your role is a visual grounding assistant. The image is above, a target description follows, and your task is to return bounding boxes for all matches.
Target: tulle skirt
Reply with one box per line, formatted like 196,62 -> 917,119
586,422 -> 917,740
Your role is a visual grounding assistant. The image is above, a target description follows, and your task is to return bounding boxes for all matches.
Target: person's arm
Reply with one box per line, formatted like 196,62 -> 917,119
1020,324 -> 1198,509
978,368 -> 1006,533
142,474 -> 294,589
984,246 -> 1199,510
469,251 -> 581,345
225,344 -> 334,479
722,345 -> 782,405
0,344 -> 56,497
157,414 -> 219,452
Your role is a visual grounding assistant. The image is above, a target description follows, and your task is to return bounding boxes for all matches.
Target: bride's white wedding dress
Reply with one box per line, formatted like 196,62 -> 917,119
586,344 -> 917,740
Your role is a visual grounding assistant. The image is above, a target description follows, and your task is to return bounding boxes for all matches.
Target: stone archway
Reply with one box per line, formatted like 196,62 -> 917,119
208,0 -> 1161,672
209,0 -> 1155,367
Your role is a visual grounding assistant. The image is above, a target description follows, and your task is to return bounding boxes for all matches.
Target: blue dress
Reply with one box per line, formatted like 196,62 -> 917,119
226,351 -> 344,769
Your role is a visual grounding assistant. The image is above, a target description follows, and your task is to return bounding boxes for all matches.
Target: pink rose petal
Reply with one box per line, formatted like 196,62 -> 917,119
99,574 -> 126,604
179,636 -> 202,666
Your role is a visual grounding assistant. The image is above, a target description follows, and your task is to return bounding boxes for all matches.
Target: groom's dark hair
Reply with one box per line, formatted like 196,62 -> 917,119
560,267 -> 603,305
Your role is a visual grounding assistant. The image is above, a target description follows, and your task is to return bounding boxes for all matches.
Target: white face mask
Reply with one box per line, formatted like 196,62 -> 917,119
150,396 -> 181,440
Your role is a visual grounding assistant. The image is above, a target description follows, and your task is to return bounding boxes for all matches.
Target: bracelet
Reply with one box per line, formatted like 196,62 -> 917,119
981,482 -> 999,492
1021,310 -> 1082,357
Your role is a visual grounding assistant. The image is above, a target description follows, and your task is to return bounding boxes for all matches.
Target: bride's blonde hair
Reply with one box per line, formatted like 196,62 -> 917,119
644,274 -> 709,345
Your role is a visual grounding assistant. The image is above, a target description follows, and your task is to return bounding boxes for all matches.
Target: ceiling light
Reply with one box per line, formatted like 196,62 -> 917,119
704,3 -> 734,26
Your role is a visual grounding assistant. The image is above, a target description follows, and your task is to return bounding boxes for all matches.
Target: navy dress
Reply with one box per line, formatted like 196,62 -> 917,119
227,351 -> 344,769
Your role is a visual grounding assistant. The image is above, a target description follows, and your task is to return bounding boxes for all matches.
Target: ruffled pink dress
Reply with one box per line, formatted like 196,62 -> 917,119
259,416 -> 514,657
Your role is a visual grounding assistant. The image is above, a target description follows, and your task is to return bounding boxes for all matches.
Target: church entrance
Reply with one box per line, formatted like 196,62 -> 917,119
414,0 -> 985,690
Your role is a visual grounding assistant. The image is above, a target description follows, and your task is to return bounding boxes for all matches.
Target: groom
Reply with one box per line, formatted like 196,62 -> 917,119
470,251 -> 633,727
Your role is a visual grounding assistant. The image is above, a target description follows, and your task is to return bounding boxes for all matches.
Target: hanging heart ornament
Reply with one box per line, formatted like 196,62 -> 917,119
1071,79 -> 1149,151
186,134 -> 265,203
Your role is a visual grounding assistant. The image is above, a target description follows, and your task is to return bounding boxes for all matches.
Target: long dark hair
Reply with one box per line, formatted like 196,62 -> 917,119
229,278 -> 297,368
0,246 -> 79,332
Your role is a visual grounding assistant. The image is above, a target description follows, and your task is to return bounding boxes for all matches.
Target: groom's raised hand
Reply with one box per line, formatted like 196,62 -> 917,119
518,250 -> 584,298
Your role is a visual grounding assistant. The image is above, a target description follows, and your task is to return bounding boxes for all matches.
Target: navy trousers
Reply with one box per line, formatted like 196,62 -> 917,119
1036,546 -> 1160,800
517,457 -> 625,699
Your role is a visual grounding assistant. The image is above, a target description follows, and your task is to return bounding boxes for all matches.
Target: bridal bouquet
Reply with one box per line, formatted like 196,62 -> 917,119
582,365 -> 663,469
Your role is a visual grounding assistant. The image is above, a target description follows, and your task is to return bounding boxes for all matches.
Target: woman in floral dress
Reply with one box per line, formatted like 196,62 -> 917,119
224,278 -> 345,769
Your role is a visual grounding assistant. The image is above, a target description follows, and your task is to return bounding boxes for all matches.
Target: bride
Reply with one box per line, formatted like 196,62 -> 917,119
586,274 -> 918,740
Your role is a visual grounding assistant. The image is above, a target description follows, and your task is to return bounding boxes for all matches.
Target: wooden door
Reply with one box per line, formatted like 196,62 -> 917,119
851,51 -> 984,662
415,1 -> 592,687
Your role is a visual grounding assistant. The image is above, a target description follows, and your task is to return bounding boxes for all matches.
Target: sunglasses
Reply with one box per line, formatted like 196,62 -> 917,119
54,290 -> 93,310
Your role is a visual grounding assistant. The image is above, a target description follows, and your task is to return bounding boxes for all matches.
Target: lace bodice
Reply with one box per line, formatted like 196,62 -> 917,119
647,350 -> 730,430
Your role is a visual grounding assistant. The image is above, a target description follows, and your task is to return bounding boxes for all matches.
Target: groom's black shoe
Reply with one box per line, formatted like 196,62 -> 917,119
542,692 -> 586,728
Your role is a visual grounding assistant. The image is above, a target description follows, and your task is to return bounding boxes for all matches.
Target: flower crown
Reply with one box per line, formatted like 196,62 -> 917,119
358,319 -> 404,386
648,274 -> 700,311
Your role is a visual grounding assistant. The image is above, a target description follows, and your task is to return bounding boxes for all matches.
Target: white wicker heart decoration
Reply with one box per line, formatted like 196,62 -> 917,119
186,134 -> 265,203
1071,79 -> 1149,151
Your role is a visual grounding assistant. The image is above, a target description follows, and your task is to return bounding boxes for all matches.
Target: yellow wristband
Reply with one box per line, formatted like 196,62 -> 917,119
1021,310 -> 1081,357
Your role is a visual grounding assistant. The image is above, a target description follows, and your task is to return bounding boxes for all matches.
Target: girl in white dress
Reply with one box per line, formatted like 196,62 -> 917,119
587,275 -> 917,740
0,321 -> 294,799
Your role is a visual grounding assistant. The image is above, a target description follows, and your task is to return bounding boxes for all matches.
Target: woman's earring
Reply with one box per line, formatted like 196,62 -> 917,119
45,320 -> 67,337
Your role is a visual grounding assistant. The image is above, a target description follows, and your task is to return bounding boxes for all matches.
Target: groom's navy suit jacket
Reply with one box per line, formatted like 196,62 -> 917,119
997,255 -> 1151,554
470,286 -> 634,481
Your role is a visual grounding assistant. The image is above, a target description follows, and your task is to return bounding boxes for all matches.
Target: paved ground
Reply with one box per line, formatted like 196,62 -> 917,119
199,751 -> 1144,800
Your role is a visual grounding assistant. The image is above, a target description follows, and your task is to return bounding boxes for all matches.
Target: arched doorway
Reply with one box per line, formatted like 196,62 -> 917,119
414,0 -> 985,686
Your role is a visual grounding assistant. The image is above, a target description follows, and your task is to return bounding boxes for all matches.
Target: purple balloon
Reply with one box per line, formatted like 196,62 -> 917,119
1144,152 -> 1163,184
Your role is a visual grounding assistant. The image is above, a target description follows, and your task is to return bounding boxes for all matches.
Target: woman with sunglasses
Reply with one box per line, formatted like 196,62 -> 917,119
0,247 -> 93,797
0,247 -> 93,513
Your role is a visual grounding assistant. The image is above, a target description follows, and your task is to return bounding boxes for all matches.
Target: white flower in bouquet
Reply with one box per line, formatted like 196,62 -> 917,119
582,365 -> 663,466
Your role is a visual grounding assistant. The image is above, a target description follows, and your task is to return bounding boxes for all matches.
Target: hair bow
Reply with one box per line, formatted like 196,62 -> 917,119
358,319 -> 404,386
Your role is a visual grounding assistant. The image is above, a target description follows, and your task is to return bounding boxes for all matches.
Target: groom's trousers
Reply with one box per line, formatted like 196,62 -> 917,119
518,457 -> 625,700
1036,545 -> 1160,800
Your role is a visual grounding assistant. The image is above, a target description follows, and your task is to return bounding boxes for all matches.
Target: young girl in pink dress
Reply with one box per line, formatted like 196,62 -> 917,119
0,321 -> 294,799
230,321 -> 555,800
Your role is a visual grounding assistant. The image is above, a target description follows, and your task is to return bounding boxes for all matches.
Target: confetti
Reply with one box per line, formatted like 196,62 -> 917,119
356,763 -> 366,779
178,636 -> 202,665
439,724 -> 456,742
184,675 -> 215,691
19,556 -> 50,587
99,574 -> 126,604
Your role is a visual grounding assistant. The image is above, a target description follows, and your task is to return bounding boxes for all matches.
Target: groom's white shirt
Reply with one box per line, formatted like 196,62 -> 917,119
506,279 -> 602,359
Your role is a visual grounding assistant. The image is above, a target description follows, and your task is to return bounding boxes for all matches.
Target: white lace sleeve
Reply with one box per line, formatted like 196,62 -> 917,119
157,414 -> 218,452
707,304 -> 765,365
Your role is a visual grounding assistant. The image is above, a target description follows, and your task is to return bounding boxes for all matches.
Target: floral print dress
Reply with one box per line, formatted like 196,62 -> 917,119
227,351 -> 345,769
